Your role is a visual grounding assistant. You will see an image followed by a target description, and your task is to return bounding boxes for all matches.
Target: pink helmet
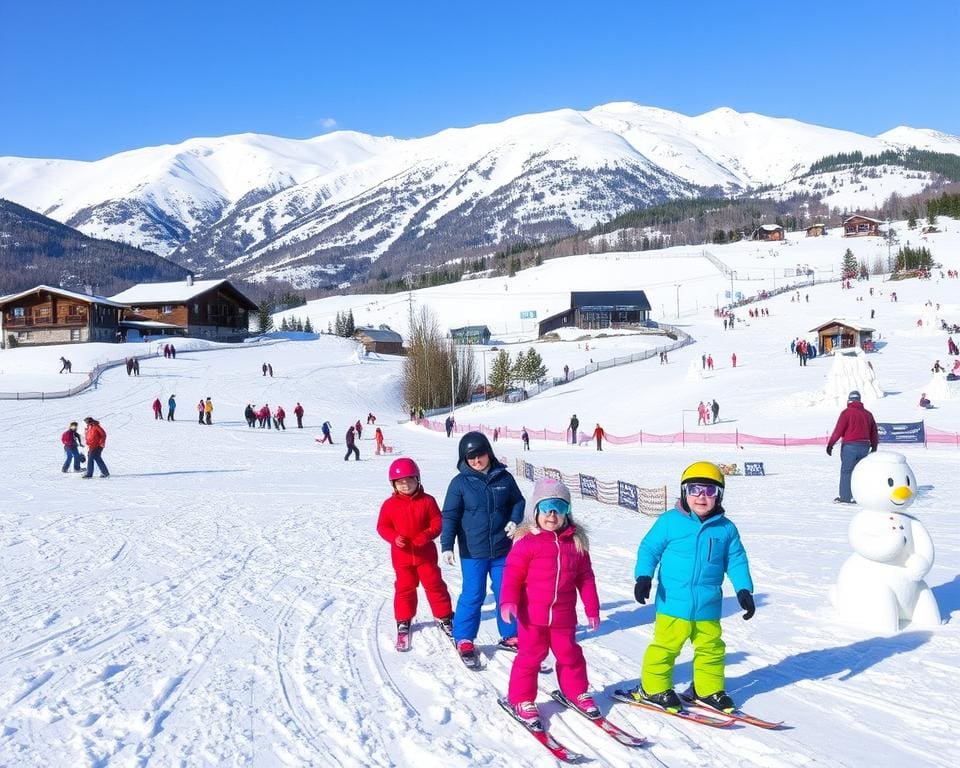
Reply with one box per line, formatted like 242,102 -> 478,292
389,457 -> 420,482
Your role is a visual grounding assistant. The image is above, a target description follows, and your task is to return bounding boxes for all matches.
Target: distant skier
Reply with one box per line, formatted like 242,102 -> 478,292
355,420 -> 363,440
81,417 -> 109,479
568,414 -> 579,444
204,397 -> 213,425
167,394 -> 177,421
319,420 -> 333,444
445,415 -> 455,438
244,404 -> 256,428
592,423 -> 605,451
711,399 -> 720,423
197,399 -> 205,425
521,427 -> 530,451
59,356 -> 72,373
294,402 -> 304,429
61,421 -> 84,473
152,398 -> 163,420
375,426 -> 385,455
275,405 -> 286,430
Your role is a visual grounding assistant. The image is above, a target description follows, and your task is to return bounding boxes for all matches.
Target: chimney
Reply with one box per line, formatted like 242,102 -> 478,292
186,274 -> 194,286
84,284 -> 93,296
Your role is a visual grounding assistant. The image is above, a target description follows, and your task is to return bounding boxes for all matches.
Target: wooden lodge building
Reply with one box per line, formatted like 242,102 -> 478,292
538,290 -> 652,336
751,224 -> 785,241
0,285 -> 128,348
843,215 -> 883,237
110,278 -> 257,341
805,223 -> 826,237
354,325 -> 404,355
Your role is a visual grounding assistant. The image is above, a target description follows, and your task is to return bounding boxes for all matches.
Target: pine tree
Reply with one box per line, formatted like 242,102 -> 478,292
489,350 -> 513,396
841,248 -> 858,279
296,318 -> 304,332
512,350 -> 526,386
304,317 -> 314,333
523,347 -> 547,384
257,300 -> 274,333
280,317 -> 289,331
347,309 -> 356,336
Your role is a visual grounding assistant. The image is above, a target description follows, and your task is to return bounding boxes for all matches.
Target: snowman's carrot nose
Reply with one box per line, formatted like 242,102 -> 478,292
892,486 -> 912,502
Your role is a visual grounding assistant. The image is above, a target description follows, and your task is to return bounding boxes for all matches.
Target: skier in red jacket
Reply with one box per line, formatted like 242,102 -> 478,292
376,458 -> 454,641
826,390 -> 879,503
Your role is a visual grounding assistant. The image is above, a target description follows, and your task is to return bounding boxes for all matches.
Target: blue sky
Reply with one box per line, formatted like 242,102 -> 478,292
2,0 -> 958,160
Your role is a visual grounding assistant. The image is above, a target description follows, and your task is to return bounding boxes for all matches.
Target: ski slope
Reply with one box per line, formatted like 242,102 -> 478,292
1,228 -> 959,767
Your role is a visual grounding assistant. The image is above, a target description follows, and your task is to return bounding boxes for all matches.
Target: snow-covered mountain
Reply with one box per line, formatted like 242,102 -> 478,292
2,103 -> 958,287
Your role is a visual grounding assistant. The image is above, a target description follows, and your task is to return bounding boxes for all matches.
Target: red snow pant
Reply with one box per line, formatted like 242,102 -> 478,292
393,559 -> 452,622
508,620 -> 589,705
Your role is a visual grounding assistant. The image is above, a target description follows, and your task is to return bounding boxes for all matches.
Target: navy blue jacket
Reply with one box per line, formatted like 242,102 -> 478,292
441,461 -> 525,559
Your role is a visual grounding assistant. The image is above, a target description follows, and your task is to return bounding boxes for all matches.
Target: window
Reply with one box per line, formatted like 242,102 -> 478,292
162,305 -> 174,315
70,329 -> 81,341
13,307 -> 24,317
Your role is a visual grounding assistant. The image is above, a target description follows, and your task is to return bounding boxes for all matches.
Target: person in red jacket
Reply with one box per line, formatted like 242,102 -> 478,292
826,390 -> 879,503
376,458 -> 454,639
274,405 -> 286,430
293,402 -> 304,429
82,416 -> 109,478
374,427 -> 385,455
152,398 -> 162,420
592,423 -> 605,451
61,421 -> 84,472
500,477 -> 601,726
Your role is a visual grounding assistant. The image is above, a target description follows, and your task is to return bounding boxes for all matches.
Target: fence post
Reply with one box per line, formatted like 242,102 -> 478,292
735,428 -> 739,448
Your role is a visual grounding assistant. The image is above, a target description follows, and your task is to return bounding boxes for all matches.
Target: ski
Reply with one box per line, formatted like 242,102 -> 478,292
497,697 -> 583,763
396,631 -> 410,652
612,689 -> 736,728
549,690 -> 647,747
679,693 -> 785,730
445,632 -> 483,670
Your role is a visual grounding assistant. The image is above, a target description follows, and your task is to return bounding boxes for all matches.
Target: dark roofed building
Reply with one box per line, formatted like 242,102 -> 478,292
751,224 -> 785,241
450,325 -> 492,345
355,325 -> 404,354
0,285 -> 128,348
843,215 -> 883,237
538,290 -> 652,336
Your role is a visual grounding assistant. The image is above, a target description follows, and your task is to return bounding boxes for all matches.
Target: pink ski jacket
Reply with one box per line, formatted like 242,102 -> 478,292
500,523 -> 600,628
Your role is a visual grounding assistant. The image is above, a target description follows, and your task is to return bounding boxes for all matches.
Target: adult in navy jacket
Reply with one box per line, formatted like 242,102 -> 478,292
826,390 -> 879,503
441,431 -> 525,654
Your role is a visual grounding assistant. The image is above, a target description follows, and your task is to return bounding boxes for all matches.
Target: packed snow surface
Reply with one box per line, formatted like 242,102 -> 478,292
1,223 -> 959,767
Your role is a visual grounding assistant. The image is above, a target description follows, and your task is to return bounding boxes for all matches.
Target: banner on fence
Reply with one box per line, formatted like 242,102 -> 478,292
877,421 -> 926,444
744,462 -> 765,476
544,467 -> 563,481
522,462 -> 534,481
617,481 -> 638,512
579,474 -> 598,500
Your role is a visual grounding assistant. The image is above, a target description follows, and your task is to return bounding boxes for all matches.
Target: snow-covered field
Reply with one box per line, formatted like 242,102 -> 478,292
1,223 -> 959,767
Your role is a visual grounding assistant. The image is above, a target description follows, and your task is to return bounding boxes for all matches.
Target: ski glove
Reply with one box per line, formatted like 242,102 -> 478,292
634,576 -> 652,604
394,535 -> 408,548
587,616 -> 600,631
500,602 -> 517,623
442,550 -> 455,566
737,589 -> 755,620
504,521 -> 518,538
825,444 -> 833,456
870,445 -> 878,453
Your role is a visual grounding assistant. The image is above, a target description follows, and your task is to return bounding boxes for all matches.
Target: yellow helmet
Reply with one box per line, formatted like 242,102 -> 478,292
681,461 -> 725,487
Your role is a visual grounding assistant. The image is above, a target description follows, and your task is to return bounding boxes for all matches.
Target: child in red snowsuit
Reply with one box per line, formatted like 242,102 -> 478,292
374,427 -> 385,455
500,477 -> 601,725
376,458 -> 454,635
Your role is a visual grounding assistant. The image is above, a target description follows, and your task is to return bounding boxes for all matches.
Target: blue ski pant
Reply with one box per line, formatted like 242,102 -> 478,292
453,555 -> 516,642
839,441 -> 871,501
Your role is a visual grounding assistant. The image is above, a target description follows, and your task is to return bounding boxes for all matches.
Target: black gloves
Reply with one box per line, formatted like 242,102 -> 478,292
825,444 -> 833,456
737,589 -> 755,620
870,445 -> 877,453
634,576 -> 652,604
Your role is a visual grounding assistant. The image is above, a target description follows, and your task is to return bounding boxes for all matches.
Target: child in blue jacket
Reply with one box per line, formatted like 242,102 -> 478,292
627,461 -> 755,713
441,431 -> 525,662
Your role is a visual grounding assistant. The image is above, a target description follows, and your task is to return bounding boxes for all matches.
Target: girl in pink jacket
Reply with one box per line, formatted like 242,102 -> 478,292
500,477 -> 601,727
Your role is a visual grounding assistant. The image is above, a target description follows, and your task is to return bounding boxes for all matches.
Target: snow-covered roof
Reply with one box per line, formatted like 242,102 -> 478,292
809,318 -> 876,333
757,224 -> 784,231
355,327 -> 403,343
842,214 -> 884,224
110,279 -> 230,304
119,319 -> 186,330
0,284 -> 129,308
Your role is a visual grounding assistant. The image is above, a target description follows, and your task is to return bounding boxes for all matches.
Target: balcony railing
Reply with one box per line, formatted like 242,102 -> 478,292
5,316 -> 87,327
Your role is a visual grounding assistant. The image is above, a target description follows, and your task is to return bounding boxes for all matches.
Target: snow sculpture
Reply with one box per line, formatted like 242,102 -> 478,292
831,452 -> 941,633
822,348 -> 883,405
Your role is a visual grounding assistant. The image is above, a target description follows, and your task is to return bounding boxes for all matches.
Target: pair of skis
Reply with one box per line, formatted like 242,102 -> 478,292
498,690 -> 646,763
612,689 -> 785,730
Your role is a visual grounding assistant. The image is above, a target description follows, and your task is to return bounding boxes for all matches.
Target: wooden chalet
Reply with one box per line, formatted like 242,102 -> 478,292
538,290 -> 652,336
0,285 -> 128,348
355,325 -> 404,355
110,277 -> 257,341
805,223 -> 826,237
843,215 -> 882,237
810,318 -> 876,355
751,224 -> 786,241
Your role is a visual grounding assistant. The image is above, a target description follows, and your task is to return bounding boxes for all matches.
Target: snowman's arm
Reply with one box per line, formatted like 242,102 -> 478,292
905,519 -> 935,580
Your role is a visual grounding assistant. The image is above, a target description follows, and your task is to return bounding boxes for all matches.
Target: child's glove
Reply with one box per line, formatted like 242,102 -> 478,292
825,444 -> 833,456
737,589 -> 755,620
587,616 -> 600,631
394,535 -> 408,548
442,550 -> 456,566
634,576 -> 652,604
500,602 -> 517,623
504,521 -> 518,538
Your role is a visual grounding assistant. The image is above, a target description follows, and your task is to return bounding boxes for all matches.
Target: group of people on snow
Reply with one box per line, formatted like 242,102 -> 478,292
697,399 -> 720,425
59,417 -> 109,478
376,434 -> 755,725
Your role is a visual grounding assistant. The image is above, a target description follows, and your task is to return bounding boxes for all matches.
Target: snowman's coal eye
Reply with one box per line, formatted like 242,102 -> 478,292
906,477 -> 911,486
887,477 -> 894,487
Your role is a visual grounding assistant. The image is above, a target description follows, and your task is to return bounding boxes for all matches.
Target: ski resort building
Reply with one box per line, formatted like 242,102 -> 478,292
843,215 -> 883,237
110,278 -> 257,341
751,224 -> 786,241
0,285 -> 128,348
810,318 -> 876,354
450,325 -> 492,345
537,290 -> 652,336
355,325 -> 404,355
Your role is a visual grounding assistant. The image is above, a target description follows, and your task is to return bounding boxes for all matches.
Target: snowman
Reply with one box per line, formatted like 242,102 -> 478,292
831,451 -> 941,633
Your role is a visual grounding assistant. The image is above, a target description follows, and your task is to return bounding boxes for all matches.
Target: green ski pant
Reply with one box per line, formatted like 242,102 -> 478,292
642,614 -> 726,696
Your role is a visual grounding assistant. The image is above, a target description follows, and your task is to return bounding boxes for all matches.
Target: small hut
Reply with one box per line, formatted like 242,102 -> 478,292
842,215 -> 882,237
751,224 -> 785,241
805,223 -> 826,237
354,325 -> 404,354
810,318 -> 876,355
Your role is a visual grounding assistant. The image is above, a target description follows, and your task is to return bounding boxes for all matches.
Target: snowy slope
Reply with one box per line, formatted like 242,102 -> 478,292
1,218 -> 959,767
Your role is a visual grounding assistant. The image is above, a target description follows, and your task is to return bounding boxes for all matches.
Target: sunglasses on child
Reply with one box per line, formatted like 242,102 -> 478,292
536,499 -> 570,516
685,483 -> 720,497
